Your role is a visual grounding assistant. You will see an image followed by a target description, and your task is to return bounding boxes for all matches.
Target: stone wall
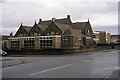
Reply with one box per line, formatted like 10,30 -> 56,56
19,38 -> 24,50
54,36 -> 61,48
34,36 -> 40,49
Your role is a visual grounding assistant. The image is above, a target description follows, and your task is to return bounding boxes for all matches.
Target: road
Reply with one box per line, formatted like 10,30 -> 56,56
2,50 -> 119,79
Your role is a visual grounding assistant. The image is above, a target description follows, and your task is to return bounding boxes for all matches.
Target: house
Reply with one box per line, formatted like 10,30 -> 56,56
93,31 -> 111,45
8,15 -> 94,50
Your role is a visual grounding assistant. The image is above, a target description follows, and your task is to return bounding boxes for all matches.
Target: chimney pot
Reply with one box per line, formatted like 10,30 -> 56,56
67,15 -> 70,18
51,18 -> 56,22
39,19 -> 42,22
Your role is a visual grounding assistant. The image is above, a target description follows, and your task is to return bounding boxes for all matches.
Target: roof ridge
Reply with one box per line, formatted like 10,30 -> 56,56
73,22 -> 88,24
22,25 -> 32,27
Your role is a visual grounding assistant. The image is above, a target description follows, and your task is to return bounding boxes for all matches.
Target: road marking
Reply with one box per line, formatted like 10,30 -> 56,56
115,67 -> 120,70
84,60 -> 90,61
30,64 -> 71,76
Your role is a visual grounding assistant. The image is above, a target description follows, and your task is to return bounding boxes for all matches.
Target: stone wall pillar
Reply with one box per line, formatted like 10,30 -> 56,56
34,36 -> 40,49
19,38 -> 24,50
54,36 -> 61,48
7,39 -> 11,50
107,32 -> 111,45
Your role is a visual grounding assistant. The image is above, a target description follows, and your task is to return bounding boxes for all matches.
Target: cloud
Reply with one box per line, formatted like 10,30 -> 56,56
1,1 -> 118,35
4,0 -> 120,2
93,25 -> 118,35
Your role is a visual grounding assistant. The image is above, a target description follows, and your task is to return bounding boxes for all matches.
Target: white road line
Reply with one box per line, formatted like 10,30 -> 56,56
115,67 -> 120,70
30,64 -> 71,76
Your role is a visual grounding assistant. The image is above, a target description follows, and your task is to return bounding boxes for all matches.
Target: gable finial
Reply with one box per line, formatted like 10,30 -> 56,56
20,22 -> 23,26
67,15 -> 70,18
34,20 -> 37,25
88,18 -> 89,22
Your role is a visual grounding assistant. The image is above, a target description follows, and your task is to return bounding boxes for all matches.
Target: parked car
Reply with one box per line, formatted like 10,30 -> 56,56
0,49 -> 7,56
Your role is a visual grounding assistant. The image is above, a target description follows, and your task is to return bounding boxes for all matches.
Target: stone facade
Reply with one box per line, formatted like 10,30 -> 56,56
7,15 -> 94,50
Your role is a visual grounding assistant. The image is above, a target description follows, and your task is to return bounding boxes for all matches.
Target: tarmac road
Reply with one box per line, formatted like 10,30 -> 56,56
2,50 -> 119,79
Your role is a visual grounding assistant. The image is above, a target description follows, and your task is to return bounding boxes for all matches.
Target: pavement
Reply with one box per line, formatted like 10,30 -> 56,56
1,49 -> 119,79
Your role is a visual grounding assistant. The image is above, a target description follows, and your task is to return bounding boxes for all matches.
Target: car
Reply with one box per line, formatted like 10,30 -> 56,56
0,49 -> 7,56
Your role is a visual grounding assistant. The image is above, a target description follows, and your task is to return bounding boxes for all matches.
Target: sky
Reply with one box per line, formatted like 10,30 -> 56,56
0,0 -> 119,35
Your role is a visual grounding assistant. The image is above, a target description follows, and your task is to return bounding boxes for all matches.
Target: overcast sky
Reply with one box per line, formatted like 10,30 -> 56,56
0,0 -> 119,35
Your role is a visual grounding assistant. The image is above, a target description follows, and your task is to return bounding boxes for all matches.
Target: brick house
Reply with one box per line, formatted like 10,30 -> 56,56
93,31 -> 111,45
8,15 -> 94,50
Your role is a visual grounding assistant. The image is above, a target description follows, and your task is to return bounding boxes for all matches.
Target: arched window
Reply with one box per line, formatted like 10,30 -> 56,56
34,33 -> 37,36
56,32 -> 59,35
87,30 -> 90,33
50,32 -> 55,35
47,33 -> 50,36
20,34 -> 23,37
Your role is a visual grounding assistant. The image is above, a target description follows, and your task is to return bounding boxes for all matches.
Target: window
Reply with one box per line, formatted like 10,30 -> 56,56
10,39 -> 19,47
50,32 -> 55,35
56,32 -> 59,35
40,37 -> 53,47
47,33 -> 50,36
20,34 -> 23,37
24,38 -> 34,47
34,33 -> 37,36
88,30 -> 90,33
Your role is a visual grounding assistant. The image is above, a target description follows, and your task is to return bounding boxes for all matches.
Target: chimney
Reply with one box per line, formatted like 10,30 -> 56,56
34,20 -> 37,25
51,18 -> 56,22
20,22 -> 22,26
10,32 -> 13,37
39,19 -> 42,22
67,15 -> 70,18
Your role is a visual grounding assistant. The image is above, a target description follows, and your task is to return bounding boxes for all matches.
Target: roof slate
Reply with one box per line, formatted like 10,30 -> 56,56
55,18 -> 72,25
22,25 -> 32,33
54,22 -> 72,31
15,16 -> 92,37
72,22 -> 88,33
63,28 -> 82,36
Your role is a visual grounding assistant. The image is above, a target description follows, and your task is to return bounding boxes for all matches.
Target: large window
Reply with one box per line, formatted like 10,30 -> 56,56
10,39 -> 19,47
24,38 -> 34,47
40,37 -> 53,47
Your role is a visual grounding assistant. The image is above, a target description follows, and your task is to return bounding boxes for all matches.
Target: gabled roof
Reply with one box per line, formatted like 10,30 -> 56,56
37,17 -> 72,31
55,18 -> 72,25
29,23 -> 42,34
14,24 -> 32,36
63,28 -> 82,36
37,24 -> 49,31
38,20 -> 51,31
22,25 -> 32,33
37,17 -> 72,32
38,15 -> 72,25
54,22 -> 72,31
72,22 -> 88,33
38,20 -> 51,25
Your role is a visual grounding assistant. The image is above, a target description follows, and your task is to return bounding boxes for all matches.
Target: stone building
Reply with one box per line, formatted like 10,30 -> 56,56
8,15 -> 94,50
